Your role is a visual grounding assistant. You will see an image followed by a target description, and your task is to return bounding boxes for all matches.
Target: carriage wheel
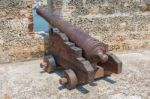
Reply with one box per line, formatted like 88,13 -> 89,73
59,69 -> 78,89
40,55 -> 56,73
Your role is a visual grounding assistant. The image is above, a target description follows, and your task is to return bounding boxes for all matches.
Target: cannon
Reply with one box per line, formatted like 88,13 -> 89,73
37,7 -> 122,89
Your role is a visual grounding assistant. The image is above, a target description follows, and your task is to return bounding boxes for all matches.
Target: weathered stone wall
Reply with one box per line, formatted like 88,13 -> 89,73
60,0 -> 150,51
0,0 -> 150,63
0,0 -> 45,63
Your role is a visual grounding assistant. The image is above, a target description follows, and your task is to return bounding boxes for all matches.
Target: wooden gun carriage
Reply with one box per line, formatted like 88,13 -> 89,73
37,7 -> 122,89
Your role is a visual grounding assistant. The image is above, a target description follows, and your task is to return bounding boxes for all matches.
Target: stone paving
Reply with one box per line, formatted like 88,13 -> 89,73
0,50 -> 150,99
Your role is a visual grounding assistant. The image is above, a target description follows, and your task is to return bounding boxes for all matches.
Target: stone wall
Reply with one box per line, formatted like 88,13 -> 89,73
60,0 -> 150,51
0,0 -> 46,63
0,0 -> 150,63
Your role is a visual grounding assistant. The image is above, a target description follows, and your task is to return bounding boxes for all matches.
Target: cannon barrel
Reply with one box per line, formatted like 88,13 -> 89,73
36,7 -> 108,63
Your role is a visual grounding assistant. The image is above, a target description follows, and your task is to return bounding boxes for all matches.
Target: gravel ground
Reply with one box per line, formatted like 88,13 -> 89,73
0,50 -> 150,99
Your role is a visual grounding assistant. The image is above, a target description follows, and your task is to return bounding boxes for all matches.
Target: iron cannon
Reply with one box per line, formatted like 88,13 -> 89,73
37,7 -> 122,89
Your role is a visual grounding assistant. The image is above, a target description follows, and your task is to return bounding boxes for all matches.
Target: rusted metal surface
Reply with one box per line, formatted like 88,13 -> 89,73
37,7 -> 108,63
38,7 -> 122,89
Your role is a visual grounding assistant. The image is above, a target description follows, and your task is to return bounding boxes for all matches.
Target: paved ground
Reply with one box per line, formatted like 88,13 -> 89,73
0,50 -> 150,99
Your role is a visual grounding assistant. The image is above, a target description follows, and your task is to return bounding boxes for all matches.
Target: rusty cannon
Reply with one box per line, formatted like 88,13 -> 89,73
37,7 -> 122,89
